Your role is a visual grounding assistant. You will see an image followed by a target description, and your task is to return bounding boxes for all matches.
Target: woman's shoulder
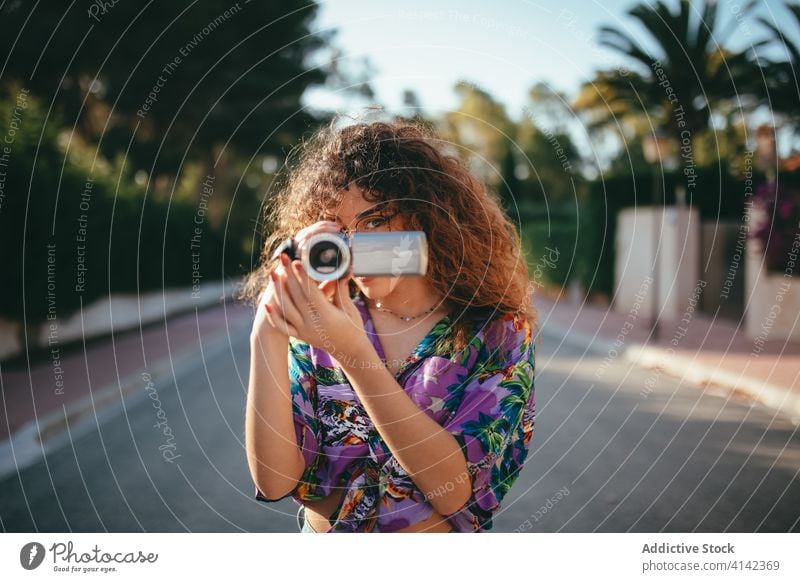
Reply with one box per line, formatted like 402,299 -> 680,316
473,310 -> 534,368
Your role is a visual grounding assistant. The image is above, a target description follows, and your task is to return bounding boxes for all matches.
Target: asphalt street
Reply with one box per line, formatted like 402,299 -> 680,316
2,324 -> 798,532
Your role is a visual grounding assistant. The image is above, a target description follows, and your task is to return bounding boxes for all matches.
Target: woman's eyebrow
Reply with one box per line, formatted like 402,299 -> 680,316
354,208 -> 374,220
320,206 -> 385,223
354,204 -> 392,219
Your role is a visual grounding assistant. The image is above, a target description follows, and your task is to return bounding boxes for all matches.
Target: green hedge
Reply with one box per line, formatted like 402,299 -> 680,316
0,85 -> 247,334
521,219 -> 578,289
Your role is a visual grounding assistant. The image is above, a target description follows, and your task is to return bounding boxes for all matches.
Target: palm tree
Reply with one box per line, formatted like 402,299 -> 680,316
575,0 -> 763,153
755,3 -> 800,130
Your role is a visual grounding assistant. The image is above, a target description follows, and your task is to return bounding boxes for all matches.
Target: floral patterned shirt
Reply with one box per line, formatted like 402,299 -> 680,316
254,292 -> 536,532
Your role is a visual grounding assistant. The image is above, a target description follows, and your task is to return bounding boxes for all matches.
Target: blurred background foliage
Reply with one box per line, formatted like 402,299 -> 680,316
1,0 -> 799,344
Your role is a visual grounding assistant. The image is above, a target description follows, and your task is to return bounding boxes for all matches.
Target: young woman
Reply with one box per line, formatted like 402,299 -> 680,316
241,119 -> 537,533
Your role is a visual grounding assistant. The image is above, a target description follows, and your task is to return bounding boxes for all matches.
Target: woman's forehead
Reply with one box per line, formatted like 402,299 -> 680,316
324,188 -> 388,219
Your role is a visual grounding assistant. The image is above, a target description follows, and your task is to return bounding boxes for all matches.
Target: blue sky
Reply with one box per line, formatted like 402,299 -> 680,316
302,0 -> 797,123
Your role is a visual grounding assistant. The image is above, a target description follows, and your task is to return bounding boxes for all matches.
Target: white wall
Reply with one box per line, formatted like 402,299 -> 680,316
745,243 -> 800,342
614,205 -> 701,322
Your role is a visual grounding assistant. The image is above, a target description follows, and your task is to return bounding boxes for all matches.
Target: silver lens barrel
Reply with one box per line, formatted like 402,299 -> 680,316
301,232 -> 351,281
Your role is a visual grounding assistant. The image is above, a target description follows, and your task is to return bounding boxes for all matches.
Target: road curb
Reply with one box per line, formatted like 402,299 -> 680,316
546,322 -> 800,425
542,322 -> 620,357
0,313 -> 248,482
623,343 -> 800,425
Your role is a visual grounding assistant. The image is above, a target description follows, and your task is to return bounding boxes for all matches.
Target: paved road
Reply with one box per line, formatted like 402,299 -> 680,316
1,325 -> 798,532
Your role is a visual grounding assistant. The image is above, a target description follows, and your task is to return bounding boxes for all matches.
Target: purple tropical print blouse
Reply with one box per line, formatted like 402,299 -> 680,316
255,291 -> 536,532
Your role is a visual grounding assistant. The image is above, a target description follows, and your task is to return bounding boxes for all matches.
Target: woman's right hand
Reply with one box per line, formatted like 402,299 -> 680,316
252,220 -> 345,340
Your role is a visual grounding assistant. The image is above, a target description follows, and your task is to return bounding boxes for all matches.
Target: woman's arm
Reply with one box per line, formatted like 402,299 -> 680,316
245,311 -> 306,501
339,342 -> 472,517
263,253 -> 471,514
246,222 -> 343,500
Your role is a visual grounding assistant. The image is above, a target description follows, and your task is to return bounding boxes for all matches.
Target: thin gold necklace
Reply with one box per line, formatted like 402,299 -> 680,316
369,298 -> 439,322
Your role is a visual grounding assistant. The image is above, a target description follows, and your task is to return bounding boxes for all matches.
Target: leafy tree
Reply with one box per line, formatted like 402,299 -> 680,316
438,79 -> 538,224
518,83 -> 582,208
440,80 -> 515,186
0,1 -> 345,185
0,85 -> 244,351
574,0 -> 762,159
498,147 -> 523,215
400,89 -> 424,123
754,3 -> 800,135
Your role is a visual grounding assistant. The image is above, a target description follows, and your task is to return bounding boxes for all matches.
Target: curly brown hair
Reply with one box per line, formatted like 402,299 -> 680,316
238,116 -> 538,355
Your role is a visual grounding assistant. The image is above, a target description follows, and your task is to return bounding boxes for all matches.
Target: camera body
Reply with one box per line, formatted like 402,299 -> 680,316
274,231 -> 428,282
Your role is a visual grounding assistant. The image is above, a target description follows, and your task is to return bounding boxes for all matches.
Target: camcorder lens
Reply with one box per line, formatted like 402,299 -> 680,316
309,240 -> 341,274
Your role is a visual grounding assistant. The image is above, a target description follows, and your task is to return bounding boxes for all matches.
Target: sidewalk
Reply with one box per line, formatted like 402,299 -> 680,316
0,296 -> 254,480
534,290 -> 800,424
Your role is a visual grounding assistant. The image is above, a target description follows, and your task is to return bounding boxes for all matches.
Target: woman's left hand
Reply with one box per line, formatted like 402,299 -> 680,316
265,252 -> 372,362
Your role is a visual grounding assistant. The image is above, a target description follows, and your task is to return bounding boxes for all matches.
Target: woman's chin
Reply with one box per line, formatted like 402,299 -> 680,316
354,278 -> 389,298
